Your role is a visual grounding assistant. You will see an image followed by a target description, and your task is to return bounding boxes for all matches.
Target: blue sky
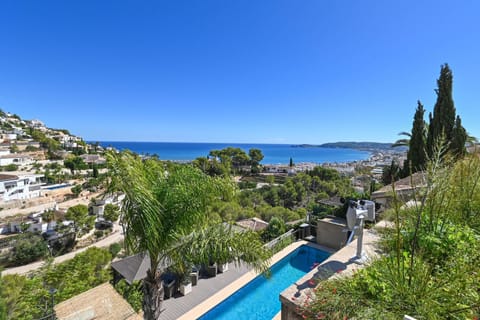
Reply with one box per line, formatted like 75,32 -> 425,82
0,1 -> 479,144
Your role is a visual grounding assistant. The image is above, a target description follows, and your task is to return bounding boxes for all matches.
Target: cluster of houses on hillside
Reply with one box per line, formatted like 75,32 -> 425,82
0,193 -> 124,236
0,112 -> 90,156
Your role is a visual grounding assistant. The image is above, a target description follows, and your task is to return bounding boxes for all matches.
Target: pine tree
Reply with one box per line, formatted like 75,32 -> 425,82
427,64 -> 456,157
407,101 -> 427,172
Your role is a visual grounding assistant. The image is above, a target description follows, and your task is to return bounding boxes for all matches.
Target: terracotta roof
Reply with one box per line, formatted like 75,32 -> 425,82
372,172 -> 426,195
80,154 -> 106,163
54,283 -> 141,320
0,154 -> 31,159
0,174 -> 19,181
236,217 -> 269,231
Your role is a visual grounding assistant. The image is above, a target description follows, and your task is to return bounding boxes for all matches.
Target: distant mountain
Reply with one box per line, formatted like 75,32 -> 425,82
292,142 -> 406,152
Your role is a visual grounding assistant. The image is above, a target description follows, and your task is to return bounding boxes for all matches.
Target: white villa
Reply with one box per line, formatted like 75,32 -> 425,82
28,119 -> 45,128
0,153 -> 33,166
54,134 -> 83,149
89,193 -> 125,217
263,164 -> 296,175
1,133 -> 17,142
0,173 -> 44,202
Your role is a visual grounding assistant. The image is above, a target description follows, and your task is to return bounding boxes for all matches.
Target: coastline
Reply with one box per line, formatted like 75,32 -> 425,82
95,141 -> 373,165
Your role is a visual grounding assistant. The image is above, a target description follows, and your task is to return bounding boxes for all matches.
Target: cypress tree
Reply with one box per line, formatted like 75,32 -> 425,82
427,64 -> 456,157
407,101 -> 427,172
451,115 -> 467,157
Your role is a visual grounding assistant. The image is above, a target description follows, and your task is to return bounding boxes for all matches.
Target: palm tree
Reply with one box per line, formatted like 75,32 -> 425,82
395,130 -> 477,154
391,131 -> 411,148
107,151 -> 271,319
466,133 -> 478,147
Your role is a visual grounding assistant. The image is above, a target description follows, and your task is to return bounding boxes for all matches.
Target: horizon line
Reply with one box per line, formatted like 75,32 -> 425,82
86,140 -> 395,145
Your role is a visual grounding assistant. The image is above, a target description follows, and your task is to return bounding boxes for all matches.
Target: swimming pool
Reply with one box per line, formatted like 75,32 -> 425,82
198,245 -> 330,320
43,183 -> 72,190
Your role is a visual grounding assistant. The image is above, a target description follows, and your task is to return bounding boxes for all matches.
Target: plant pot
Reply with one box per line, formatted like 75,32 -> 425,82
190,270 -> 199,286
206,263 -> 217,277
179,282 -> 192,296
218,262 -> 229,273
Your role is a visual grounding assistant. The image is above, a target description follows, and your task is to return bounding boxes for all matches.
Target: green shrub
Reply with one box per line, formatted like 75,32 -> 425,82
238,181 -> 257,189
94,230 -> 104,239
2,164 -> 18,172
109,243 -> 122,258
7,234 -> 47,267
0,247 -> 112,319
262,217 -> 286,241
114,279 -> 143,312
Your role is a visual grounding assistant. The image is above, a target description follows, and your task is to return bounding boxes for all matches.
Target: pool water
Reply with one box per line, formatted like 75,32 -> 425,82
44,183 -> 71,190
198,245 -> 330,320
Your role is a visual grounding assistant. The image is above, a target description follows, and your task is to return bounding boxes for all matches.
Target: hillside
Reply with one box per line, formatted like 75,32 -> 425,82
292,141 -> 406,152
0,109 -> 92,158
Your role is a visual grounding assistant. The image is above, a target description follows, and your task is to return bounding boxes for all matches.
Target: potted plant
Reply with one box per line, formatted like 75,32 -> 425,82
218,261 -> 229,273
171,261 -> 193,295
217,246 -> 232,273
190,266 -> 199,286
179,275 -> 192,296
206,261 -> 217,277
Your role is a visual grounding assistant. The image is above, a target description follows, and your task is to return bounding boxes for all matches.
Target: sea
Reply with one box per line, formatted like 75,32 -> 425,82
96,141 -> 370,165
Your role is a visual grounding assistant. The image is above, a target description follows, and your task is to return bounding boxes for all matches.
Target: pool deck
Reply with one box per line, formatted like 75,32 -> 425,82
160,263 -> 251,320
173,241 -> 334,320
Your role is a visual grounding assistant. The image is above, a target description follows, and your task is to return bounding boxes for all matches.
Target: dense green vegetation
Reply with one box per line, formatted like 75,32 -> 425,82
114,280 -> 143,312
70,184 -> 82,197
302,154 -> 480,319
2,234 -> 48,267
0,164 -> 18,172
235,167 -> 353,222
65,204 -> 95,236
28,128 -> 61,159
0,247 -> 112,320
108,242 -> 122,258
103,203 -> 120,222
194,147 -> 356,226
63,155 -> 88,174
261,216 -> 286,241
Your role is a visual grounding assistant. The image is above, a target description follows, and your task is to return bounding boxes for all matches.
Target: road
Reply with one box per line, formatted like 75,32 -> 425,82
1,228 -> 124,276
